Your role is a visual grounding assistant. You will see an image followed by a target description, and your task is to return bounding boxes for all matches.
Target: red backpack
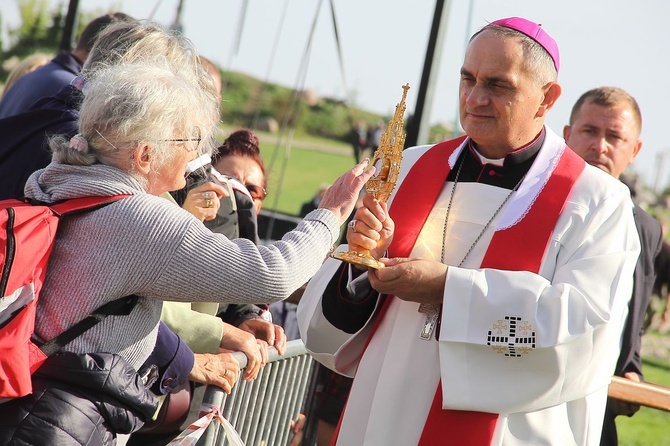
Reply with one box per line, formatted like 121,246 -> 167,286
0,195 -> 135,398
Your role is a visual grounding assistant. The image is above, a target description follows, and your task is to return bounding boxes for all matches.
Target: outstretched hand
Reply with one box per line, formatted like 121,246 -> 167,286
318,159 -> 376,225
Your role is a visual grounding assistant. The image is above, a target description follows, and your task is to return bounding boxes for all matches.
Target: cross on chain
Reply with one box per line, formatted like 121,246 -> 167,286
418,303 -> 440,340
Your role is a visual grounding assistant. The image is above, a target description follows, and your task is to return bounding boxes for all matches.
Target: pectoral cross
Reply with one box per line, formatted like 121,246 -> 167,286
418,303 -> 440,340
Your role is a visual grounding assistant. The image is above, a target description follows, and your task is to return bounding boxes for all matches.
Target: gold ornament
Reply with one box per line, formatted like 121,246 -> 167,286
331,83 -> 409,269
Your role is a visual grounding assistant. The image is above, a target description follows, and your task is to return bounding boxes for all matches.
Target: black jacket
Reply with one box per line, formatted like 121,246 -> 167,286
615,204 -> 663,378
0,352 -> 158,446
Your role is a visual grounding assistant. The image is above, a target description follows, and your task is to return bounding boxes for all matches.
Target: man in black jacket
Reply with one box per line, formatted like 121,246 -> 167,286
0,12 -> 132,119
0,13 -> 136,200
564,86 -> 663,446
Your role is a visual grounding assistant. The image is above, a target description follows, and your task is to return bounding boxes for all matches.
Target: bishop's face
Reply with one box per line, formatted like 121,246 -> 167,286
459,30 -> 550,158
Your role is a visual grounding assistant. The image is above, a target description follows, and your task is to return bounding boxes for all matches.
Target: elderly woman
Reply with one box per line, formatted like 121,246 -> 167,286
0,58 -> 371,444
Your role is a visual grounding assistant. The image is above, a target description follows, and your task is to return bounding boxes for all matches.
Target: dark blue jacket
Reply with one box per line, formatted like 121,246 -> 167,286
0,51 -> 81,119
0,84 -> 80,200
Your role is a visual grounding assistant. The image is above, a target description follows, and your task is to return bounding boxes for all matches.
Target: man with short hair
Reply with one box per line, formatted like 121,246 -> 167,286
298,17 -> 640,445
0,12 -> 132,118
564,86 -> 663,446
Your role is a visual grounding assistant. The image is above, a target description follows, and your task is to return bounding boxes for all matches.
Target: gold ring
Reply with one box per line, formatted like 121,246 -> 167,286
205,197 -> 214,208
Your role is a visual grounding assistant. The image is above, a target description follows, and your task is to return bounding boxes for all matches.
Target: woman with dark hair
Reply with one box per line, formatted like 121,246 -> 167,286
211,129 -> 267,243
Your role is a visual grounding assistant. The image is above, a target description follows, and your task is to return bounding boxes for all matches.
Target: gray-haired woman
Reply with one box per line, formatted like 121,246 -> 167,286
0,59 -> 372,445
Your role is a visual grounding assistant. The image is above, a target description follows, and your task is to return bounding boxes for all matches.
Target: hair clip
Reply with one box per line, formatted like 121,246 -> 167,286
68,134 -> 89,153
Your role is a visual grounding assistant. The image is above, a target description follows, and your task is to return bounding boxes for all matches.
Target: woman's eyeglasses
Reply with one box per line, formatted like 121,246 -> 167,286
161,128 -> 201,152
164,137 -> 201,152
246,184 -> 267,201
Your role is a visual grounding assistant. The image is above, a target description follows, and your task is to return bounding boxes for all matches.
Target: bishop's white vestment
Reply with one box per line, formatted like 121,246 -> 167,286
297,127 -> 640,445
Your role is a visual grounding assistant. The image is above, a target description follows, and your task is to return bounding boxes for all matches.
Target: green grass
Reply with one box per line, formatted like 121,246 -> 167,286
255,134 -> 357,216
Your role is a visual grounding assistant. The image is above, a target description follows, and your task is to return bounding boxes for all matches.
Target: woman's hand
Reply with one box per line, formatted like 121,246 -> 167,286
182,181 -> 228,222
219,323 -> 267,381
189,352 -> 240,393
238,318 -> 288,356
318,159 -> 376,224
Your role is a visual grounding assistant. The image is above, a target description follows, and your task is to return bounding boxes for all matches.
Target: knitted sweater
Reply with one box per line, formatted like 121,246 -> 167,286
24,163 -> 339,370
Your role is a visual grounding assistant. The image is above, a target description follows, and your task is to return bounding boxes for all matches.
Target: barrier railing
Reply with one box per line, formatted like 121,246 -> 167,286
196,339 -> 315,446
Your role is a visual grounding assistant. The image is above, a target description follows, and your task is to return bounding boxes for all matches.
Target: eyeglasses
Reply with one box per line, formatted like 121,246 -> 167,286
163,137 -> 201,152
246,184 -> 267,201
161,128 -> 201,152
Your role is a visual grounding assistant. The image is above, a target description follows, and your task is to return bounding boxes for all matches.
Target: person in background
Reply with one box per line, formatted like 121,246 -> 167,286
0,12 -> 132,119
298,189 -> 364,446
350,120 -> 368,163
0,14 -> 138,201
211,129 -> 267,242
1,53 -> 51,99
198,55 -> 223,107
653,240 -> 670,333
298,17 -> 639,445
367,120 -> 384,153
300,183 -> 330,218
563,86 -> 663,446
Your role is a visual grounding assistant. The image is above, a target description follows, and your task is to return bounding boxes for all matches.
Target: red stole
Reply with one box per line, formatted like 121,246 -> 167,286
338,137 -> 584,445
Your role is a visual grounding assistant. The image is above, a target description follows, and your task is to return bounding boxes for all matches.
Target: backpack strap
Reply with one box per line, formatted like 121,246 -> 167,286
39,295 -> 140,356
47,194 -> 131,216
36,194 -> 135,356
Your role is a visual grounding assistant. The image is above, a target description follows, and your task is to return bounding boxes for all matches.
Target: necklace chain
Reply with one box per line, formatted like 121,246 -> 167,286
440,154 -> 525,266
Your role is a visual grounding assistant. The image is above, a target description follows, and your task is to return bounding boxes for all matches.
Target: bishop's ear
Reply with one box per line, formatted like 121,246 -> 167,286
537,82 -> 562,118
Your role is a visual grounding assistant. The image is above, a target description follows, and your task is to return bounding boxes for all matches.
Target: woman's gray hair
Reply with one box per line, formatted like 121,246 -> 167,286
470,25 -> 557,85
51,60 -> 219,188
81,20 -> 218,109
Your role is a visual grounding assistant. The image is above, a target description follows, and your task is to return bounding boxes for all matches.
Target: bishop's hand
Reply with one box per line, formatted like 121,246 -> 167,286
346,193 -> 395,264
369,257 -> 447,304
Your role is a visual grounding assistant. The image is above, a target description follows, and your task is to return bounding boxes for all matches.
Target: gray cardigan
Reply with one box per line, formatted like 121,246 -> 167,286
24,163 -> 339,369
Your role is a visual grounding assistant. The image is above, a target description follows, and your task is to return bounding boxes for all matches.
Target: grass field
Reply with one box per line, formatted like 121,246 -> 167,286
255,131 -> 358,216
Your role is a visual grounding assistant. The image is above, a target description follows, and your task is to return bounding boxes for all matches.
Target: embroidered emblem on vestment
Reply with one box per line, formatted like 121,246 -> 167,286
487,315 -> 535,357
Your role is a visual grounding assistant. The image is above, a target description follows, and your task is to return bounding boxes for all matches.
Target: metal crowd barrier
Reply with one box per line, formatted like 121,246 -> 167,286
196,339 -> 315,446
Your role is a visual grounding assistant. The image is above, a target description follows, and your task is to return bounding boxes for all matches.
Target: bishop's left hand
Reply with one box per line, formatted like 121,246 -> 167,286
368,257 -> 447,304
346,193 -> 395,263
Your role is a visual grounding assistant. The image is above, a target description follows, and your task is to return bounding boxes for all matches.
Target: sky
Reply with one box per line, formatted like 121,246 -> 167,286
2,0 -> 669,189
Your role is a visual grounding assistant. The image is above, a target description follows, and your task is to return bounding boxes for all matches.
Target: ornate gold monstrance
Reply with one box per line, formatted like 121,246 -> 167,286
330,83 -> 410,269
